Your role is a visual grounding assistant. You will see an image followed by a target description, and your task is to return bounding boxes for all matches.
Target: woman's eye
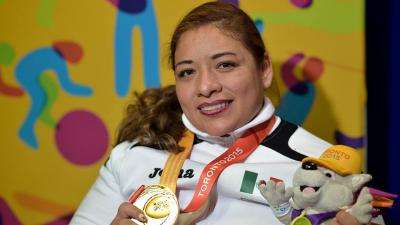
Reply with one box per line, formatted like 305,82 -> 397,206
178,69 -> 194,78
217,62 -> 237,71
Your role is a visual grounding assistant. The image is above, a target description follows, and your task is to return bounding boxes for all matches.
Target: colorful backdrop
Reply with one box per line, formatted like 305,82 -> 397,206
0,0 -> 366,224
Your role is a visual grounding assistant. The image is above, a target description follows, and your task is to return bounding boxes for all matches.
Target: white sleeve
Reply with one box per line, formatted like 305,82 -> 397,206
288,126 -> 332,157
69,142 -> 132,225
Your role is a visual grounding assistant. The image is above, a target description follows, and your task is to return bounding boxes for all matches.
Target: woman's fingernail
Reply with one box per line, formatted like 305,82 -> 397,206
139,213 -> 147,222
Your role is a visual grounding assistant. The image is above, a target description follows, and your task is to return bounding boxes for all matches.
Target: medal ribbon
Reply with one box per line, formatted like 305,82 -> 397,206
128,130 -> 194,204
160,129 -> 195,193
182,115 -> 276,212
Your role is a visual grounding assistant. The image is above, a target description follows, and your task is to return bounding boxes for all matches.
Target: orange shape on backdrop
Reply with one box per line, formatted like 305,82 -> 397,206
14,192 -> 75,217
302,57 -> 324,81
52,41 -> 83,64
0,68 -> 24,96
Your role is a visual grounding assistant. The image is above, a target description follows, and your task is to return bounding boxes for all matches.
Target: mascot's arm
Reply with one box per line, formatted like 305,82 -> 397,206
348,187 -> 373,224
329,187 -> 379,225
257,180 -> 294,225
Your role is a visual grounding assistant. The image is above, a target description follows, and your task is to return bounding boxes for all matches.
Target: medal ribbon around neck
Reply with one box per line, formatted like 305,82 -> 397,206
159,129 -> 195,192
182,115 -> 277,212
128,130 -> 195,225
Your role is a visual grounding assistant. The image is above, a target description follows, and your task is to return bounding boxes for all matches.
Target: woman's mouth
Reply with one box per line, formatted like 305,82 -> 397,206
198,100 -> 232,115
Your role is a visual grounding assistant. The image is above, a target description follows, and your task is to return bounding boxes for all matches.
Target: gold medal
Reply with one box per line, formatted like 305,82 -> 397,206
130,184 -> 179,225
290,211 -> 312,225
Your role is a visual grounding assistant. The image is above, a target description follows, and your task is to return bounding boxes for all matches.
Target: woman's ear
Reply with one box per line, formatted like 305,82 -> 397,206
261,55 -> 274,89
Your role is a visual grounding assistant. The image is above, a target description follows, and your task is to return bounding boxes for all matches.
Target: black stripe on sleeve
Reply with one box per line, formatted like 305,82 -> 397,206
261,119 -> 307,162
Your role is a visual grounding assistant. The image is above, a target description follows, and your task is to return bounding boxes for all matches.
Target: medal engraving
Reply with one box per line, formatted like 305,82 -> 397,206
146,196 -> 171,218
131,185 -> 179,225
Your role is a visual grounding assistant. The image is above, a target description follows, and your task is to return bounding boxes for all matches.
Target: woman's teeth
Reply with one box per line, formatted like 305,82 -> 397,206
200,101 -> 230,114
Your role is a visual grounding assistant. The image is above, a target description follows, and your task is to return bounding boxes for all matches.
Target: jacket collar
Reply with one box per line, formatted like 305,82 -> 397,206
182,97 -> 276,147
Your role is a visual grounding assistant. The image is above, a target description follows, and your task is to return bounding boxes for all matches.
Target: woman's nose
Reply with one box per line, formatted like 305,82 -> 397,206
197,69 -> 222,97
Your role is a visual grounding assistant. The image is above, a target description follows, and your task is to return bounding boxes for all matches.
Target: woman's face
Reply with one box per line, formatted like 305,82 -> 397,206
174,25 -> 273,136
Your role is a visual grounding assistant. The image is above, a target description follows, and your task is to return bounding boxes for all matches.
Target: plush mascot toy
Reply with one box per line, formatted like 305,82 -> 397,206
257,145 -> 396,225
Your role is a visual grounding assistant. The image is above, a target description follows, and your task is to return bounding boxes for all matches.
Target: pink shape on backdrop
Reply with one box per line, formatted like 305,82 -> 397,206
290,0 -> 312,8
0,197 -> 73,224
0,198 -> 23,225
55,110 -> 109,165
109,0 -> 119,5
281,53 -> 305,89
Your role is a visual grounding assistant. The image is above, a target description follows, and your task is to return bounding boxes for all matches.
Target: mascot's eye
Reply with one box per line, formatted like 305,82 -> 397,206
302,162 -> 317,170
319,167 -> 336,179
325,173 -> 332,178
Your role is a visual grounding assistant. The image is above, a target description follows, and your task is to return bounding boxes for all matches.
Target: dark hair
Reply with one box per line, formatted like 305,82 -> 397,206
114,85 -> 184,152
169,2 -> 268,71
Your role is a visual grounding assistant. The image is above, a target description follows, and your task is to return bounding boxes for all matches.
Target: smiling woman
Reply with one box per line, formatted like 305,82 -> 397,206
174,24 -> 272,136
70,2 -> 373,225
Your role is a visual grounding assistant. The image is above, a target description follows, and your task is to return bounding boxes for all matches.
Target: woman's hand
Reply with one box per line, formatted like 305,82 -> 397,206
110,202 -> 148,225
329,211 -> 364,225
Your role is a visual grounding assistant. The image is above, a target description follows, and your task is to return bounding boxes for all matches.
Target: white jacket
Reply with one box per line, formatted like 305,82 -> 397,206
70,98 -> 332,225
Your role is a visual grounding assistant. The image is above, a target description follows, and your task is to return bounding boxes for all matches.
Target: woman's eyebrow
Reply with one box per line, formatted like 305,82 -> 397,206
175,52 -> 236,68
175,60 -> 193,68
212,52 -> 236,60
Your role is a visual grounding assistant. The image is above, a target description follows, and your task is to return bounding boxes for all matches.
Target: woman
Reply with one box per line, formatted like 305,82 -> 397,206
70,2 -> 372,225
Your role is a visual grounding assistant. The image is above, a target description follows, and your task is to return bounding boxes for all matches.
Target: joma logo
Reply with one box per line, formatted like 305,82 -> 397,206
148,168 -> 195,178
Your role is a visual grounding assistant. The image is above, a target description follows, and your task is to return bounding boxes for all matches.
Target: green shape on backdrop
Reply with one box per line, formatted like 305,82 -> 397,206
37,0 -> 58,27
0,43 -> 15,65
39,72 -> 59,128
252,0 -> 363,33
